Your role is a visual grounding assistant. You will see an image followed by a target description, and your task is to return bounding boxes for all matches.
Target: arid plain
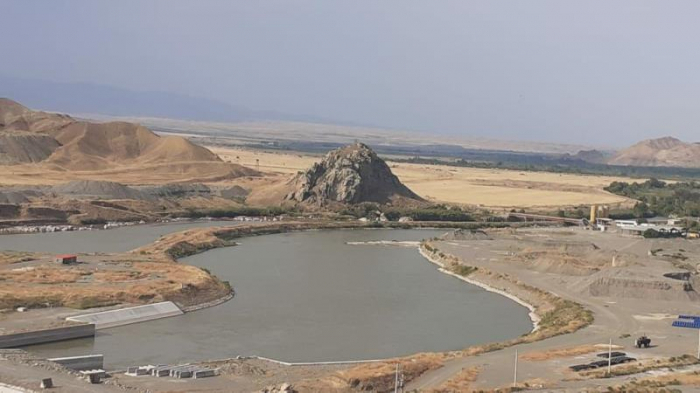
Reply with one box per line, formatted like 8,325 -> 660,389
210,146 -> 634,210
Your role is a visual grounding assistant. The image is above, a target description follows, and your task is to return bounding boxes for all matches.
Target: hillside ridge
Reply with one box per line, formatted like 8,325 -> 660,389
0,98 -> 256,178
609,136 -> 700,168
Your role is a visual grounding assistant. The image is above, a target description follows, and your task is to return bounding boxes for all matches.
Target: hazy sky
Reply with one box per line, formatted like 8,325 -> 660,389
1,1 -> 699,146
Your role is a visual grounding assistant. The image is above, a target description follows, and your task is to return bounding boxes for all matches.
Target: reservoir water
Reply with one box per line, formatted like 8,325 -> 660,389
11,227 -> 532,368
0,220 -> 244,253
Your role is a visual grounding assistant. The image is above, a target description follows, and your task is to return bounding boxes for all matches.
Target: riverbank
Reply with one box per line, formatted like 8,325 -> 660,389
418,245 -> 541,331
134,220 -> 529,260
419,240 -> 592,348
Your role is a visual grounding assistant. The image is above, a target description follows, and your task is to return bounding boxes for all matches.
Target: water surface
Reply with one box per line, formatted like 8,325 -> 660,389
20,229 -> 532,367
0,220 -> 242,253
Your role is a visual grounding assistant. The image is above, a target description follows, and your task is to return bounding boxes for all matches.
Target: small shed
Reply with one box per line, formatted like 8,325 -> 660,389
55,254 -> 78,264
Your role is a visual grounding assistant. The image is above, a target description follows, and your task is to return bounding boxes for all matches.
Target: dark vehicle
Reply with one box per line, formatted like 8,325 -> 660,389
609,356 -> 636,365
597,351 -> 626,358
635,335 -> 651,348
569,364 -> 595,372
569,356 -> 637,372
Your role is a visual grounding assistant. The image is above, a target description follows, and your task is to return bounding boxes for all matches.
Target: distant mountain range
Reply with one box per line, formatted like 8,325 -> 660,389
0,75 -> 326,124
4,76 -> 700,168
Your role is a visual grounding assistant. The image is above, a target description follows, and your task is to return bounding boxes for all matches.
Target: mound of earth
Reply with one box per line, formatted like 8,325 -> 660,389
576,268 -> 700,302
44,121 -> 221,170
145,183 -> 212,198
0,131 -> 61,164
609,136 -> 700,168
441,229 -> 492,241
285,143 -> 422,205
0,191 -> 30,204
220,185 -> 250,200
511,240 -> 637,276
51,180 -> 152,200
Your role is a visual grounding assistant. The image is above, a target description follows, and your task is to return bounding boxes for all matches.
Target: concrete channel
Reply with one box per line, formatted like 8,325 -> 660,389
0,324 -> 95,348
66,301 -> 183,330
48,354 -> 104,371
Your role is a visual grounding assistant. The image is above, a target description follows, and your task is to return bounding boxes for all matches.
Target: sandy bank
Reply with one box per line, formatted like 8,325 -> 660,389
418,245 -> 541,331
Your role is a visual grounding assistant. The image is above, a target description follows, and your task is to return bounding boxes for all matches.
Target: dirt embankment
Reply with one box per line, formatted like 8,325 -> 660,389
0,254 -> 231,311
420,240 -> 593,351
133,220 -> 514,261
133,221 -> 369,261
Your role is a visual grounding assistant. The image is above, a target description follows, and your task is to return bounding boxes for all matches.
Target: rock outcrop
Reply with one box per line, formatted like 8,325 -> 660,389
285,143 -> 422,205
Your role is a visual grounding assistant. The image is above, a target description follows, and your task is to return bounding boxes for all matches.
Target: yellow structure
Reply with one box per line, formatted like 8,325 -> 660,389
590,204 -> 610,222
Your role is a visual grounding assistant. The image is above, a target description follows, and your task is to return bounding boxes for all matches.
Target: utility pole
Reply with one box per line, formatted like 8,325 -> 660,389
394,363 -> 399,393
513,349 -> 518,387
608,338 -> 612,376
697,329 -> 700,360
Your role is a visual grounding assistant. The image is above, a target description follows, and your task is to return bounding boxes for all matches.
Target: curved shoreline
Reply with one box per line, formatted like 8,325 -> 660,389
4,223 -> 595,392
180,291 -> 235,313
418,245 -> 541,332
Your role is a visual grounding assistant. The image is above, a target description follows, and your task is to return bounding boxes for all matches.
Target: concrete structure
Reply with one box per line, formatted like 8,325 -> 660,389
152,365 -> 173,377
0,324 -> 95,348
54,254 -> 78,264
125,364 -> 217,379
66,301 -> 183,329
126,366 -> 150,376
194,369 -> 217,378
48,354 -> 104,371
507,212 -> 585,226
79,370 -> 106,384
0,382 -> 29,393
614,220 -> 686,236
79,369 -> 106,379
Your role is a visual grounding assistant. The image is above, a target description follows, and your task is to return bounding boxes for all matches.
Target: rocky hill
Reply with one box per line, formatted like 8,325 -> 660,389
0,98 -> 257,179
571,149 -> 609,164
609,136 -> 700,168
285,143 -> 422,205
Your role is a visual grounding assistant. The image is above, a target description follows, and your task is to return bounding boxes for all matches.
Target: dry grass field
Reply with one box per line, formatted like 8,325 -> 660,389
0,143 -> 635,210
0,252 -> 229,311
212,147 -> 636,210
0,161 -> 253,186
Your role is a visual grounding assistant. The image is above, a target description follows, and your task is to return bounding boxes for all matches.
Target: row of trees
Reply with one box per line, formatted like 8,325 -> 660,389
339,203 -> 474,222
605,179 -> 700,218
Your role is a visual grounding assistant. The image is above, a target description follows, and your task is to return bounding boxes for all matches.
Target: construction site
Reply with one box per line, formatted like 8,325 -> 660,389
0,220 -> 699,392
510,204 -> 694,237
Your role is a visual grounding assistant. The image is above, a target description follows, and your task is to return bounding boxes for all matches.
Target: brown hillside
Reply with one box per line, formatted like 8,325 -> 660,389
0,131 -> 61,164
0,98 -> 73,132
45,121 -> 220,170
0,98 -> 258,181
609,136 -> 700,168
